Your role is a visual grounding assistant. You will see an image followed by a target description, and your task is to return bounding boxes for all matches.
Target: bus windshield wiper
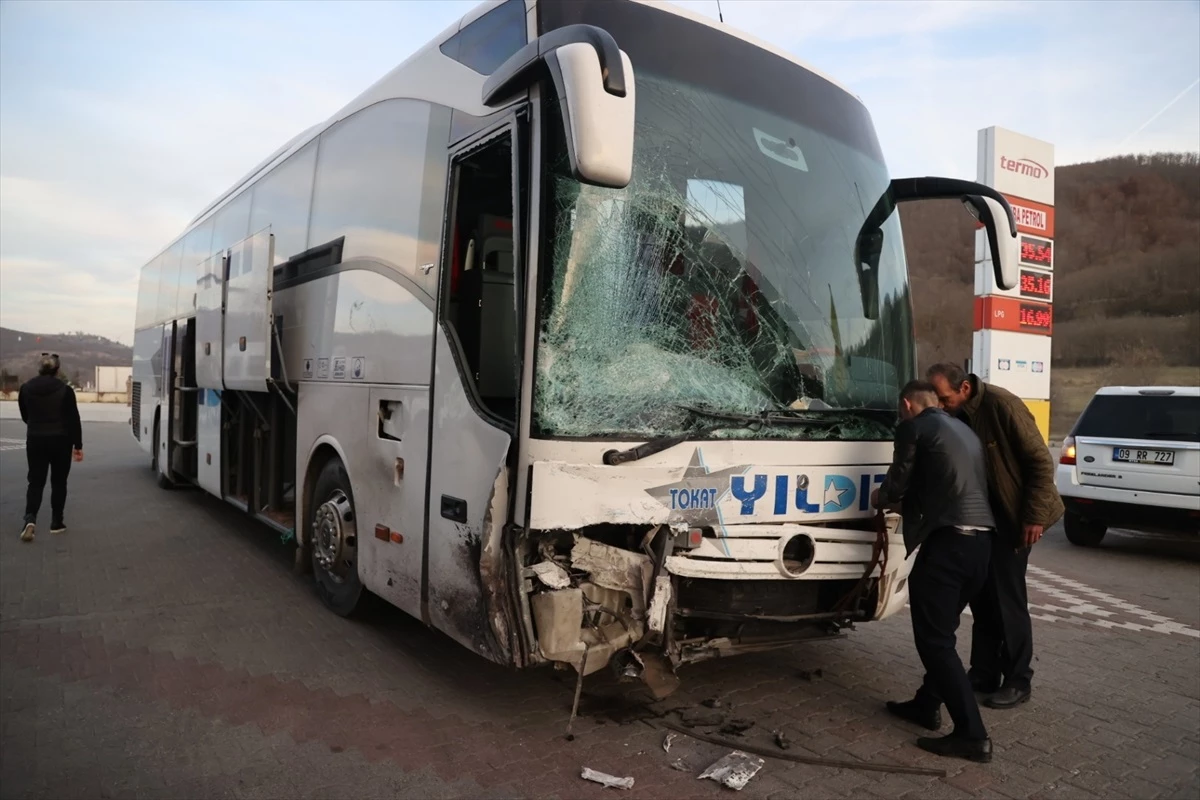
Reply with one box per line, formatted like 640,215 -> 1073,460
601,405 -> 896,466
768,406 -> 896,425
602,406 -> 763,465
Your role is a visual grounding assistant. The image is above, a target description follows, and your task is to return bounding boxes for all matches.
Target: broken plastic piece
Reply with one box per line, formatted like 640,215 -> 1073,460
698,751 -> 765,791
531,560 -> 571,589
581,767 -> 634,790
663,732 -> 677,752
670,758 -> 690,772
772,730 -> 790,750
719,718 -> 755,737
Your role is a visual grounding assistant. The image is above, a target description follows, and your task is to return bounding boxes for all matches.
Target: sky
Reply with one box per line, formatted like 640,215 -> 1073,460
1,0 -> 1197,345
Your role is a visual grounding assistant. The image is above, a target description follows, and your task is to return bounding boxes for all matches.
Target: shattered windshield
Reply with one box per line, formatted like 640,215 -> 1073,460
533,19 -> 914,441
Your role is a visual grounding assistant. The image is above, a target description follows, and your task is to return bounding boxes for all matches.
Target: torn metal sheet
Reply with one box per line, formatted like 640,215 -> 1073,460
638,650 -> 681,699
530,560 -> 571,589
580,767 -> 634,790
698,751 -> 765,791
647,575 -> 672,634
570,536 -> 653,613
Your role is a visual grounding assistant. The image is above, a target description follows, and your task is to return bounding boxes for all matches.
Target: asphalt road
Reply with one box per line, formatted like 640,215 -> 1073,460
1,421 -> 1197,799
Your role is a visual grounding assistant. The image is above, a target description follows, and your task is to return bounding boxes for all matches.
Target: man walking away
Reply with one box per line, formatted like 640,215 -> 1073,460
926,362 -> 1064,709
18,354 -> 84,542
873,380 -> 996,762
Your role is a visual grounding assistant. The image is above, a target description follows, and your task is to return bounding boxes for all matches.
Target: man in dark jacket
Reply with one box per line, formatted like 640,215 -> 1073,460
18,354 -> 84,542
926,363 -> 1065,710
872,380 -> 996,763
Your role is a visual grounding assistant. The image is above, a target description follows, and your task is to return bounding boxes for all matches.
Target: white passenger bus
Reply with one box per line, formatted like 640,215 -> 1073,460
130,0 -> 1020,691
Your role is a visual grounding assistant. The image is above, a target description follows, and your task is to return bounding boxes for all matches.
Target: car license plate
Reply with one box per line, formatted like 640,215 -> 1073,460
1112,447 -> 1175,465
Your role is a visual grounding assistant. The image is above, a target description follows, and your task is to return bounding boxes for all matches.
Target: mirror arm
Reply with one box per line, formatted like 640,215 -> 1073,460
889,177 -> 1016,232
482,23 -> 627,107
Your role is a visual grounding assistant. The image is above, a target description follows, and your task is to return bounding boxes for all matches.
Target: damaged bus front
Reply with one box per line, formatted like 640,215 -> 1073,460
493,0 -> 1021,692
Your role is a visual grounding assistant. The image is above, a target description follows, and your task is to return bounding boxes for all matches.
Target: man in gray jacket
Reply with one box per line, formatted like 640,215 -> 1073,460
872,380 -> 996,763
18,354 -> 84,542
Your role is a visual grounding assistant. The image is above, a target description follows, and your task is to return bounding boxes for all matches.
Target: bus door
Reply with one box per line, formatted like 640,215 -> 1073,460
424,122 -> 524,664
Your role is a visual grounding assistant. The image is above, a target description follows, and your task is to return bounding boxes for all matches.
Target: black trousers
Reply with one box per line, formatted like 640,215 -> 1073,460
25,436 -> 73,525
968,531 -> 1034,690
910,527 -> 992,740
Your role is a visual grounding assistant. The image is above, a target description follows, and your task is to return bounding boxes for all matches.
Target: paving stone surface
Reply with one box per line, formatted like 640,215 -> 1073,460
2,421 -> 1197,799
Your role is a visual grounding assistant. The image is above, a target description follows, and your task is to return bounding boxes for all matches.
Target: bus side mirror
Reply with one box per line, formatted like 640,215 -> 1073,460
483,24 -> 636,189
885,177 -> 1021,291
962,195 -> 1019,291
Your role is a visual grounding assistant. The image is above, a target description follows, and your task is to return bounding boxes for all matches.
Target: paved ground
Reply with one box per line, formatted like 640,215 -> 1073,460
1,421 -> 1197,800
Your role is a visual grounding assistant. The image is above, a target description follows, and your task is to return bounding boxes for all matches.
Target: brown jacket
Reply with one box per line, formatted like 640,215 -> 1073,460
960,376 -> 1065,539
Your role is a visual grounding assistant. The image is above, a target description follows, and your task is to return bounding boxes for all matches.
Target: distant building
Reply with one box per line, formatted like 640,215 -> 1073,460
95,366 -> 133,395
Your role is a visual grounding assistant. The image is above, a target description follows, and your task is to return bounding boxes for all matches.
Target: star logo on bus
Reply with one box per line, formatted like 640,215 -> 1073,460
644,449 -> 748,526
823,474 -> 856,512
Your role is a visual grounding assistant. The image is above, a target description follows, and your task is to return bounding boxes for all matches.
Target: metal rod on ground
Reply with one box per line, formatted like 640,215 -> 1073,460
565,646 -> 590,741
658,721 -> 947,778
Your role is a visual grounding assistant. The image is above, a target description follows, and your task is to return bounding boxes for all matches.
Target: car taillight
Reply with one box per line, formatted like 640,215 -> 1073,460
1060,436 -> 1077,465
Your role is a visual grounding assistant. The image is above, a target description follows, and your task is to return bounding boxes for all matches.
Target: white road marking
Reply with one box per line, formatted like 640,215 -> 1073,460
1028,565 -> 1200,639
903,565 -> 1199,639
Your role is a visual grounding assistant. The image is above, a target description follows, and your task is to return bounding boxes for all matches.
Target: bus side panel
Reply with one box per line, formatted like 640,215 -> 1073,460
196,388 -> 222,496
425,329 -> 512,664
286,271 -> 435,622
155,323 -> 173,477
131,326 -> 161,454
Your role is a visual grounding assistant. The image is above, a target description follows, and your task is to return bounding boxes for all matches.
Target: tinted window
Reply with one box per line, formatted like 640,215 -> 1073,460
248,141 -> 317,266
135,259 -> 160,330
308,100 -> 432,272
156,243 -> 184,323
211,190 -> 252,254
180,220 -> 214,313
440,0 -> 526,75
1075,394 -> 1200,442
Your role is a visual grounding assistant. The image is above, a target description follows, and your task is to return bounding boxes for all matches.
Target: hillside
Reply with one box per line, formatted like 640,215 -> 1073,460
0,328 -> 132,387
900,152 -> 1200,433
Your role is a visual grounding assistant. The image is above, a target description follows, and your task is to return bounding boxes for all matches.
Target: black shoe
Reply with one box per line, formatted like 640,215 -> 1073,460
51,521 -> 66,534
917,733 -> 993,763
886,699 -> 942,731
984,685 -> 1031,709
19,522 -> 35,543
969,674 -> 1002,694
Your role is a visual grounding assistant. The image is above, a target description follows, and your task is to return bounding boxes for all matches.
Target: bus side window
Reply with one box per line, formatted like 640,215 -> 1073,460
442,136 -> 517,425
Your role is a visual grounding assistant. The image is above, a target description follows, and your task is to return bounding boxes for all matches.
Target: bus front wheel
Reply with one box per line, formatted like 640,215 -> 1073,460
309,457 -> 366,617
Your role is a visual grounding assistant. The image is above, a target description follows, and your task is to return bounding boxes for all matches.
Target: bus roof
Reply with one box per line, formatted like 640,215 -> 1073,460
185,0 -> 860,234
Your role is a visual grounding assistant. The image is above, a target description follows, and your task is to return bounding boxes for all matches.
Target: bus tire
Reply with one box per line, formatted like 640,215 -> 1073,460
309,457 -> 366,617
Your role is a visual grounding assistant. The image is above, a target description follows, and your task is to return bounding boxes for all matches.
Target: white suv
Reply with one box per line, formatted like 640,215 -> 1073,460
1056,386 -> 1200,546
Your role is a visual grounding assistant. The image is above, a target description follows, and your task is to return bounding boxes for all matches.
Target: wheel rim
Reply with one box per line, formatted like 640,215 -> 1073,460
313,489 -> 356,583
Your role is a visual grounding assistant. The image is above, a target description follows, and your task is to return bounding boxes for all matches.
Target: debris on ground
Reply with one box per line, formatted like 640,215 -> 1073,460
580,767 -> 634,790
639,651 -> 682,699
772,730 -> 790,750
680,707 -> 727,727
698,751 -> 766,791
718,718 -> 755,737
669,759 -> 690,772
797,668 -> 824,682
701,697 -> 724,709
663,732 -> 677,753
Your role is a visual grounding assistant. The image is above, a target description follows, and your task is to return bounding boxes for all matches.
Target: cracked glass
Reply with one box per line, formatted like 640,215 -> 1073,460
533,69 -> 914,441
